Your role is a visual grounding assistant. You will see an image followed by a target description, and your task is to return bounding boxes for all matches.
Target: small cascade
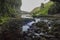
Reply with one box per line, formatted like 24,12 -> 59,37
22,18 -> 41,31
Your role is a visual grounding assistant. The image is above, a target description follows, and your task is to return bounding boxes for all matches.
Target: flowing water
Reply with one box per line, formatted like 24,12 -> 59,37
22,19 -> 36,31
22,18 -> 51,31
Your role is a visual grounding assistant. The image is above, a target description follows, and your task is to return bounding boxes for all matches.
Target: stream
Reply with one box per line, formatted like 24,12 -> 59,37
22,18 -> 52,31
21,18 -> 54,40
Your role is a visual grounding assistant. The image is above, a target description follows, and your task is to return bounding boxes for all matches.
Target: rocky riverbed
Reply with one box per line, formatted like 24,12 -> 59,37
20,18 -> 59,40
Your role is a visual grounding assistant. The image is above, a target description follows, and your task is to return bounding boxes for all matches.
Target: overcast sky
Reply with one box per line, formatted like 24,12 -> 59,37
21,0 -> 50,12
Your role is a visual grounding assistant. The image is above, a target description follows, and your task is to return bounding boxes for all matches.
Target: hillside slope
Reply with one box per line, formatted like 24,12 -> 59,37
31,2 -> 54,16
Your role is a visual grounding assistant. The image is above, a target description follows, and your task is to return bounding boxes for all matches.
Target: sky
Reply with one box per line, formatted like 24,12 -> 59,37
21,0 -> 50,12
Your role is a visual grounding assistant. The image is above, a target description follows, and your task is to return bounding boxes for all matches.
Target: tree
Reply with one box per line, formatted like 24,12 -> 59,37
48,0 -> 60,15
51,0 -> 60,3
0,0 -> 22,24
0,0 -> 22,17
0,0 -> 22,40
40,3 -> 44,9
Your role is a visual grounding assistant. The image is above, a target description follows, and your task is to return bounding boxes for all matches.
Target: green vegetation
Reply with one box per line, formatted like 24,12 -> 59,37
0,0 -> 60,40
0,0 -> 22,40
0,16 -> 10,24
31,2 -> 54,16
48,0 -> 60,15
51,0 -> 60,2
0,0 -> 22,24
